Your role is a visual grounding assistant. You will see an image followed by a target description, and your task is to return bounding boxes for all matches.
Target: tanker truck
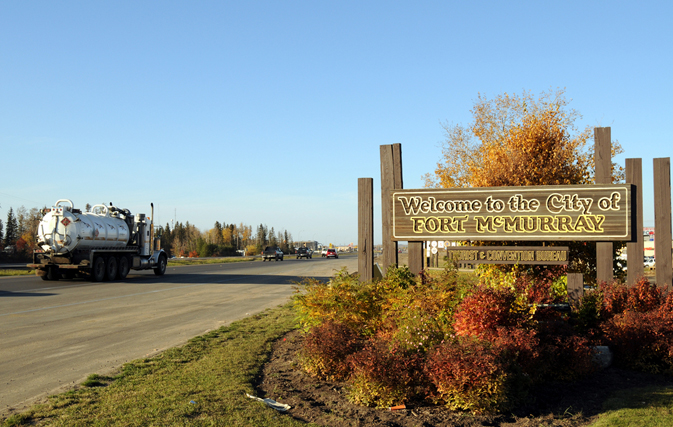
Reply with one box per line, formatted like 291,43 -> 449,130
27,199 -> 168,282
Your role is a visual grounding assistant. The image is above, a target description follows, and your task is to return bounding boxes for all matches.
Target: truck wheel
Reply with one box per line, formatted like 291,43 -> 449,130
154,254 -> 167,276
39,269 -> 51,281
46,266 -> 60,281
92,257 -> 106,282
105,256 -> 118,281
117,256 -> 130,280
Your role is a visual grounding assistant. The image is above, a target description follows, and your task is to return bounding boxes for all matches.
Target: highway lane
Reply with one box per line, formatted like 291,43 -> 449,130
0,256 -> 358,415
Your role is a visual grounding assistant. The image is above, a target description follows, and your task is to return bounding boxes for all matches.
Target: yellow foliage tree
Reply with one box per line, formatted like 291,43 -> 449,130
427,88 -> 622,189
427,88 -> 624,283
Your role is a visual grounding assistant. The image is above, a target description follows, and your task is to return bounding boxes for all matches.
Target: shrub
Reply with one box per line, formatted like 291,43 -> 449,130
535,318 -> 596,381
425,338 -> 510,413
572,289 -> 603,336
299,320 -> 363,381
513,268 -> 567,305
388,304 -> 448,354
382,270 -> 461,353
294,269 -> 384,335
599,278 -> 662,318
490,326 -> 540,379
347,339 -> 424,408
453,286 -> 532,339
601,308 -> 673,374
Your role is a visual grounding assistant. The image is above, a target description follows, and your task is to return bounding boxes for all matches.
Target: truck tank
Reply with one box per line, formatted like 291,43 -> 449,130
37,199 -> 130,254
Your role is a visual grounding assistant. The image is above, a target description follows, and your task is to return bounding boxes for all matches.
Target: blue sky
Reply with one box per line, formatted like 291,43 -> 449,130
1,1 -> 671,246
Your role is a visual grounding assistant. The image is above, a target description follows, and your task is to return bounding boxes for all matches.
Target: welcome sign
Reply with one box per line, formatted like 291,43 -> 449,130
391,184 -> 632,241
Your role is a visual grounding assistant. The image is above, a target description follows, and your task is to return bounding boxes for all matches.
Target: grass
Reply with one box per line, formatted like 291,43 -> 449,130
1,303 -> 313,427
0,269 -> 33,277
591,386 -> 673,426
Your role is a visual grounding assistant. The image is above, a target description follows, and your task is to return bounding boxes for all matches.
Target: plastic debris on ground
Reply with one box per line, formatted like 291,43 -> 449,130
246,393 -> 291,412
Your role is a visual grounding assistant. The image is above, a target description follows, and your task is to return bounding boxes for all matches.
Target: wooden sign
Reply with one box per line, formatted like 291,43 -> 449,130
445,246 -> 569,265
392,184 -> 632,241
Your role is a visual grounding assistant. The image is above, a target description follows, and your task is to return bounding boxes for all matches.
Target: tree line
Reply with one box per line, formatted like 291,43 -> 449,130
0,203 -> 296,261
158,222 -> 295,258
0,205 -> 43,259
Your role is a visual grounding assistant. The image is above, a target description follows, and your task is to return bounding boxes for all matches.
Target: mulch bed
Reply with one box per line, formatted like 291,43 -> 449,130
256,329 -> 673,427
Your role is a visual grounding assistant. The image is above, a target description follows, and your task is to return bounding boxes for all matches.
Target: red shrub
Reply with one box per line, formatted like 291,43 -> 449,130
490,327 -> 540,378
453,286 -> 522,339
347,339 -> 424,407
513,270 -> 557,305
627,277 -> 663,313
300,321 -> 363,381
599,278 -> 662,319
602,309 -> 673,373
424,338 -> 512,413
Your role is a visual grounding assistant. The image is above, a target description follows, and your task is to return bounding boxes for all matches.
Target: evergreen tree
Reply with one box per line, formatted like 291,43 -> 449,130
0,218 -> 4,246
5,208 -> 17,246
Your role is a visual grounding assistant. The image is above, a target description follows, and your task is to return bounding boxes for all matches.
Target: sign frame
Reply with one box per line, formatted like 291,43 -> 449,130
392,184 -> 632,242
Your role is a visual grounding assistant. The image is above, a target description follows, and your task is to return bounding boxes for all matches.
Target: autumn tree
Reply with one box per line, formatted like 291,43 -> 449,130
427,88 -> 624,281
222,225 -> 233,247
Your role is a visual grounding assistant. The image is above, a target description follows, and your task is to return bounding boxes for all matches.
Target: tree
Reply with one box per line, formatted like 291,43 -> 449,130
16,206 -> 28,237
256,224 -> 268,251
5,208 -> 17,247
269,227 -> 277,247
222,226 -> 233,246
0,218 -> 4,246
427,89 -> 624,281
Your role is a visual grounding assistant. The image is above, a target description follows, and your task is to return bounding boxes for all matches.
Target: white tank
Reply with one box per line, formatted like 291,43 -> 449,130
37,200 -> 130,254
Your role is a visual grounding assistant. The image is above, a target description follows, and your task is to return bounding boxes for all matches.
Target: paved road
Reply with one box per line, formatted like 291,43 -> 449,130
0,256 -> 357,415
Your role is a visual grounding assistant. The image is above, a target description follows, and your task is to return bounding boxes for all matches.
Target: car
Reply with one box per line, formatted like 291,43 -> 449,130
325,248 -> 338,259
262,246 -> 284,261
644,256 -> 655,268
297,247 -> 312,259
321,248 -> 328,257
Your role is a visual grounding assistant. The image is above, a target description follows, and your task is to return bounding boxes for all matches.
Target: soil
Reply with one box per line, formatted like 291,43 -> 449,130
256,329 -> 673,427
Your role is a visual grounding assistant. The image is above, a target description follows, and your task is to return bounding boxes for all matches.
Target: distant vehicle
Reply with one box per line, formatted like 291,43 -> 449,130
296,247 -> 312,259
321,248 -> 328,257
644,256 -> 655,268
325,248 -> 338,259
262,246 -> 283,261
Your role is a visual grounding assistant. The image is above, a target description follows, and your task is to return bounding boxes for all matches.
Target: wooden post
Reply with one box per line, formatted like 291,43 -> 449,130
595,127 -> 613,283
567,273 -> 584,305
626,158 -> 644,285
380,144 -> 403,274
408,241 -> 424,275
358,178 -> 374,283
654,158 -> 672,290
